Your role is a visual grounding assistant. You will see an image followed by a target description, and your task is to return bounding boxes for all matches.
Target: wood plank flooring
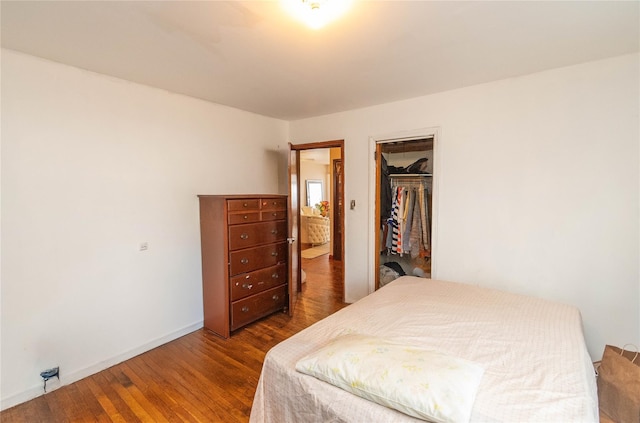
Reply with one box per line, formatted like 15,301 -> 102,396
1,255 -> 345,422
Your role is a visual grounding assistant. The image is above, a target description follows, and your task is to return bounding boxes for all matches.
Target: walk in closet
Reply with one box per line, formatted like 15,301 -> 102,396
375,138 -> 434,289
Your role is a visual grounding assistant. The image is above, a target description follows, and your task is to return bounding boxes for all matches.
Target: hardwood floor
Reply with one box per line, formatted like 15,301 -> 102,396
1,254 -> 345,422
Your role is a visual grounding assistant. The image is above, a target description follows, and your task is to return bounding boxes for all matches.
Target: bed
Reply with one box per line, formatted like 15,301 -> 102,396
250,276 -> 598,422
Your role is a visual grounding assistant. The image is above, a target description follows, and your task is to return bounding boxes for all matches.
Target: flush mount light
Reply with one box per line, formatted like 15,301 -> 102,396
282,0 -> 353,29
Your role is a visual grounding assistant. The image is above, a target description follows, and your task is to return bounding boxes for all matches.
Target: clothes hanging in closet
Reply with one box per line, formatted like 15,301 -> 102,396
384,180 -> 430,258
380,156 -> 393,224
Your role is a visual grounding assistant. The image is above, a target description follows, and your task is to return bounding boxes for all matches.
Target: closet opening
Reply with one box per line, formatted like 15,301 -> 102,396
375,137 -> 434,290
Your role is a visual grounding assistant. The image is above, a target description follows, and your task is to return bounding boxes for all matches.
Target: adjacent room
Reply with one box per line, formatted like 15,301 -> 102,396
1,1 -> 638,421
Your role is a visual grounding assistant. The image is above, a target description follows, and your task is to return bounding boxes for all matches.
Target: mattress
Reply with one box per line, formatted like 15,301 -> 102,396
250,276 -> 598,422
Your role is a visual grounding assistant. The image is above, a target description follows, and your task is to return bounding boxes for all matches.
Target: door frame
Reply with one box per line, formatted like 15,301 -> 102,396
291,140 -> 345,303
369,128 -> 441,293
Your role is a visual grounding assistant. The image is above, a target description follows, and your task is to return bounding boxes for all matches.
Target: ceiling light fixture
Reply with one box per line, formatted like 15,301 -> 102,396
305,0 -> 325,11
282,0 -> 353,29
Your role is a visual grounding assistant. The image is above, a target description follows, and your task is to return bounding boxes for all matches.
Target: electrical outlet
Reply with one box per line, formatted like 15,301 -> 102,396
139,242 -> 148,251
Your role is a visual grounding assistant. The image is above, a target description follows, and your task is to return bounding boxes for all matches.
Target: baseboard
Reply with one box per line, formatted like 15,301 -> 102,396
1,320 -> 204,411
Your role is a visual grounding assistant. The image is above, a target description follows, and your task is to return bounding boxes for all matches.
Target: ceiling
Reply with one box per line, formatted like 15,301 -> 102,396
300,148 -> 330,164
2,1 -> 638,121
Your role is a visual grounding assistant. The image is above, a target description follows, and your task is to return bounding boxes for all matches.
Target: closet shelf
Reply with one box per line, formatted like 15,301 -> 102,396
389,173 -> 432,177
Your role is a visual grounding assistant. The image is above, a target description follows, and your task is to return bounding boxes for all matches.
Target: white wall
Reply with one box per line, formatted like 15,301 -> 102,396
290,53 -> 640,359
0,49 -> 287,408
2,48 -> 638,410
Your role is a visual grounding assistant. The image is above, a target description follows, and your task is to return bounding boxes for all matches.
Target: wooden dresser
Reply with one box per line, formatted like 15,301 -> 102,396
198,195 -> 289,338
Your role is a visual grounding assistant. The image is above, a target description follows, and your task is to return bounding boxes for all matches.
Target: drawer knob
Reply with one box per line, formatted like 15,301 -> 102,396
271,229 -> 277,235
240,233 -> 249,240
241,306 -> 249,312
272,273 -> 279,279
272,212 -> 277,217
241,258 -> 249,264
243,203 -> 248,207
243,215 -> 249,220
271,252 -> 278,257
242,283 -> 253,290
272,294 -> 279,301
273,201 -> 277,205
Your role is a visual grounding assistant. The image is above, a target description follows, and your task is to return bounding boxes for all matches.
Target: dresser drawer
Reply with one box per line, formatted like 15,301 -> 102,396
229,242 -> 288,276
231,285 -> 287,330
228,211 -> 260,225
261,210 -> 287,221
230,264 -> 287,302
261,198 -> 287,211
228,221 -> 287,251
227,199 -> 260,212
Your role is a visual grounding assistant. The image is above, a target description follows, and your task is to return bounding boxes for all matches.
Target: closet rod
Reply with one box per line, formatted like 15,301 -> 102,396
389,173 -> 432,178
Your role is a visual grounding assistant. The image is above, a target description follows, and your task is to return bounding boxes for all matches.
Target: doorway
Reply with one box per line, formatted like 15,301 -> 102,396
372,129 -> 439,291
290,140 -> 344,303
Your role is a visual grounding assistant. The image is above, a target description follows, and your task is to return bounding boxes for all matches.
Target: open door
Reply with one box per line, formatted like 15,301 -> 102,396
374,143 -> 383,290
287,144 -> 300,316
332,158 -> 343,261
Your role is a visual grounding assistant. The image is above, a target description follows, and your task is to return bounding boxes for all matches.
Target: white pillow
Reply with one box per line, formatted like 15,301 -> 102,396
295,334 -> 484,423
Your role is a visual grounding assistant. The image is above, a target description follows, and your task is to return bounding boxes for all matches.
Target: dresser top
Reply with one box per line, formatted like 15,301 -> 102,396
197,194 -> 287,199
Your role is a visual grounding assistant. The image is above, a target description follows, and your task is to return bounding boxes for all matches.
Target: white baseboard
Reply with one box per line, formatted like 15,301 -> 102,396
1,320 -> 204,411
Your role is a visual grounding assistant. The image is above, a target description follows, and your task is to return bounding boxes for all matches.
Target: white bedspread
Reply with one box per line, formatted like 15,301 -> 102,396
250,276 -> 598,422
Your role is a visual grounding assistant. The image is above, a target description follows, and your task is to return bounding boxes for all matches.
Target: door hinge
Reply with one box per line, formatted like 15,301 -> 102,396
287,237 -> 295,244
374,151 -> 377,161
